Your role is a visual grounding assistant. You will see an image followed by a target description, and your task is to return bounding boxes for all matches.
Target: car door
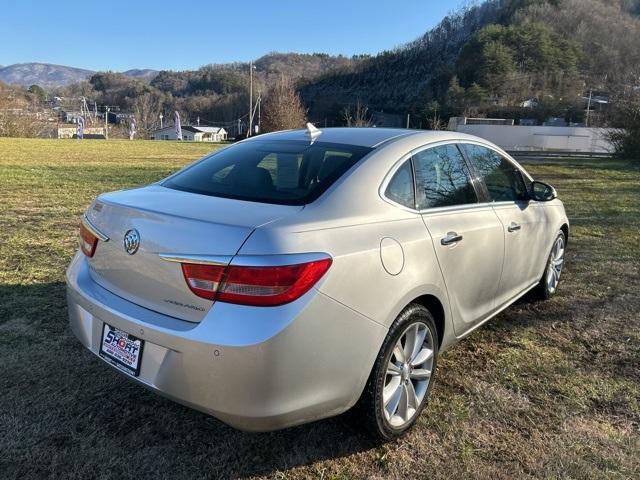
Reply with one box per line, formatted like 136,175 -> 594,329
414,143 -> 505,336
460,143 -> 548,307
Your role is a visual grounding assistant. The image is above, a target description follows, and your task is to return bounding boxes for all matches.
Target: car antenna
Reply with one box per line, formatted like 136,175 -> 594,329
305,122 -> 322,144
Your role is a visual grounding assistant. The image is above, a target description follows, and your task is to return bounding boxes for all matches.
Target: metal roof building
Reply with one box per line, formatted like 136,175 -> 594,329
150,125 -> 227,142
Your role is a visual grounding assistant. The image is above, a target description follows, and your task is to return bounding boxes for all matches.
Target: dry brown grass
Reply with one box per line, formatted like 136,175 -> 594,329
0,139 -> 638,479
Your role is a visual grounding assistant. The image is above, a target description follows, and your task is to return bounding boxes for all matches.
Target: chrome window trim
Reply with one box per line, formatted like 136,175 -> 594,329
457,141 -> 534,206
379,139 -> 535,215
418,201 -> 496,216
378,152 -> 418,213
409,140 -> 484,211
379,140 -> 486,214
82,214 -> 109,242
491,200 -> 535,208
456,141 -> 534,182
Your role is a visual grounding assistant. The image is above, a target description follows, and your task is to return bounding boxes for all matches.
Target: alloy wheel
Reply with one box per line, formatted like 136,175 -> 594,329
382,321 -> 435,428
546,235 -> 565,294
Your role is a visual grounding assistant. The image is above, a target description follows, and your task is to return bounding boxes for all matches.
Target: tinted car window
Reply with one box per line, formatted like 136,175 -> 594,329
413,144 -> 478,209
461,144 -> 528,202
163,141 -> 372,205
385,160 -> 415,208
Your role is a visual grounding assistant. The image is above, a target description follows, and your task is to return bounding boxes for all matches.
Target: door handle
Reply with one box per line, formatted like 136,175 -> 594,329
508,222 -> 521,232
441,232 -> 463,246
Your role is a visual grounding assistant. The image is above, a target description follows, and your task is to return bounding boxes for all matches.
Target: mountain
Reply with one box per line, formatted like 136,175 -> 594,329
145,53 -> 359,100
122,69 -> 159,82
252,52 -> 357,82
0,63 -> 159,88
4,0 -> 639,130
79,52 -> 361,134
299,1 -> 503,119
0,63 -> 95,88
299,0 -> 640,121
0,53 -> 352,89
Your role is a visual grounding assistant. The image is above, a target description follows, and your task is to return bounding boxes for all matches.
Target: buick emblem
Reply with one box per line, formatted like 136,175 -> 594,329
123,229 -> 140,255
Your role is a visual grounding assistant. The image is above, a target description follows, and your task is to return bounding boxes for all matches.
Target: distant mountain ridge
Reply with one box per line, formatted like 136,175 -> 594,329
0,63 -> 159,88
4,0 -> 639,130
0,63 -> 95,88
0,53 -> 355,89
121,68 -> 159,82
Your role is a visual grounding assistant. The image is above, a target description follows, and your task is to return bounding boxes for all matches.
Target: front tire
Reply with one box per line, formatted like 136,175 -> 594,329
534,230 -> 566,300
355,304 -> 438,440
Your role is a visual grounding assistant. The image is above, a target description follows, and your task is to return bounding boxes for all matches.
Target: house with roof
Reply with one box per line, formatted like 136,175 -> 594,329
150,125 -> 227,142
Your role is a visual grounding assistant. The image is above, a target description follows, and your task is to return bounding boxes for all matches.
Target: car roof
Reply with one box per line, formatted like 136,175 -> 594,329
246,127 -> 482,148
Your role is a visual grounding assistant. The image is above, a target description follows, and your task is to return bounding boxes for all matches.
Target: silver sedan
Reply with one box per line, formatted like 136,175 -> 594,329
67,126 -> 568,439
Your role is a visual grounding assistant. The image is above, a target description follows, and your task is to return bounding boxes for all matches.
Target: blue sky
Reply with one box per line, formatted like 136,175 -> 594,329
1,0 -> 471,71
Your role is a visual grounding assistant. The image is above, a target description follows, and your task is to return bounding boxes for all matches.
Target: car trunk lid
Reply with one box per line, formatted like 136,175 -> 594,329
85,185 -> 302,322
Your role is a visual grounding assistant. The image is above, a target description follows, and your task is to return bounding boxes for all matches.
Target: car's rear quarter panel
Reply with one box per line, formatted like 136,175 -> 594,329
240,214 -> 449,330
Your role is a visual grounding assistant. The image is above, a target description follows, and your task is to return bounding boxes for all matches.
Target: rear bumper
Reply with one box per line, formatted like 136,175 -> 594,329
66,252 -> 386,431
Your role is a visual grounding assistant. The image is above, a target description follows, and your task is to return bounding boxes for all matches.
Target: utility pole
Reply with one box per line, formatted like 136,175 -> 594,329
406,114 -> 410,129
238,118 -> 241,137
585,89 -> 593,127
159,113 -> 163,129
247,61 -> 256,138
105,107 -> 110,139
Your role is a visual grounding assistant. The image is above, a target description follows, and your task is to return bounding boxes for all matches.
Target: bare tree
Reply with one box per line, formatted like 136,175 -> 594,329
426,101 -> 446,130
342,99 -> 372,127
133,92 -> 163,136
0,82 -> 49,138
261,77 -> 307,133
607,91 -> 640,162
0,110 -> 49,138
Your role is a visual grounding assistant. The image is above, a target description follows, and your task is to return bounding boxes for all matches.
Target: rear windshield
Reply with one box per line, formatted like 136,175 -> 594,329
163,140 -> 372,205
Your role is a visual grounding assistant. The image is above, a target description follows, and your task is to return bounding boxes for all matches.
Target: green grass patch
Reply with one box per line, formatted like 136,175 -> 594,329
0,140 -> 638,479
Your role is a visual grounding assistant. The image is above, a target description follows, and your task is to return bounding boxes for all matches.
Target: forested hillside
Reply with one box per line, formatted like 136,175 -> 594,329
8,0 -> 640,135
301,0 -> 640,126
300,1 -> 504,121
51,52 -> 359,135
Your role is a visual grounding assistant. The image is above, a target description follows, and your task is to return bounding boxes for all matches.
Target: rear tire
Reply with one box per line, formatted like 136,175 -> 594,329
534,230 -> 566,300
355,304 -> 438,441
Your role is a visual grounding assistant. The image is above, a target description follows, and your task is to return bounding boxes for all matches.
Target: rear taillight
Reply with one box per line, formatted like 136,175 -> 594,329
79,223 -> 99,257
181,258 -> 332,306
181,263 -> 226,300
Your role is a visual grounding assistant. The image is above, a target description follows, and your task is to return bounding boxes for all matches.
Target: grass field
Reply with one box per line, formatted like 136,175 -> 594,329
1,138 -> 638,479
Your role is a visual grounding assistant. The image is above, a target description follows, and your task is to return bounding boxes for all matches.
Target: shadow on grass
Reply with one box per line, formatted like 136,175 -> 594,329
3,280 -> 636,478
0,282 -> 380,479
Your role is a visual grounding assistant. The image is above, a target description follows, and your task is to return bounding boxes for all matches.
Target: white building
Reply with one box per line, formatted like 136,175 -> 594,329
451,123 -> 615,153
150,125 -> 227,142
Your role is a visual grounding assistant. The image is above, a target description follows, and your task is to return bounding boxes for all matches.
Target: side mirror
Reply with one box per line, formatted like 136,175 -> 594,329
530,181 -> 557,202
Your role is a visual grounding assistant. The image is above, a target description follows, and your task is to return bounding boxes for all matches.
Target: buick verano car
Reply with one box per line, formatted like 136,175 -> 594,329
67,126 -> 568,439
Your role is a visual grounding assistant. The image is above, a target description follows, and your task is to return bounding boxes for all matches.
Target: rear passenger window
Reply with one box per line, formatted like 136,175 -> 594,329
461,144 -> 528,202
412,144 -> 478,209
385,161 -> 415,209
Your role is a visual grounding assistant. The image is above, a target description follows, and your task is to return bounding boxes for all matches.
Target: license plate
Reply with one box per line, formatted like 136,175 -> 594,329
99,323 -> 144,377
